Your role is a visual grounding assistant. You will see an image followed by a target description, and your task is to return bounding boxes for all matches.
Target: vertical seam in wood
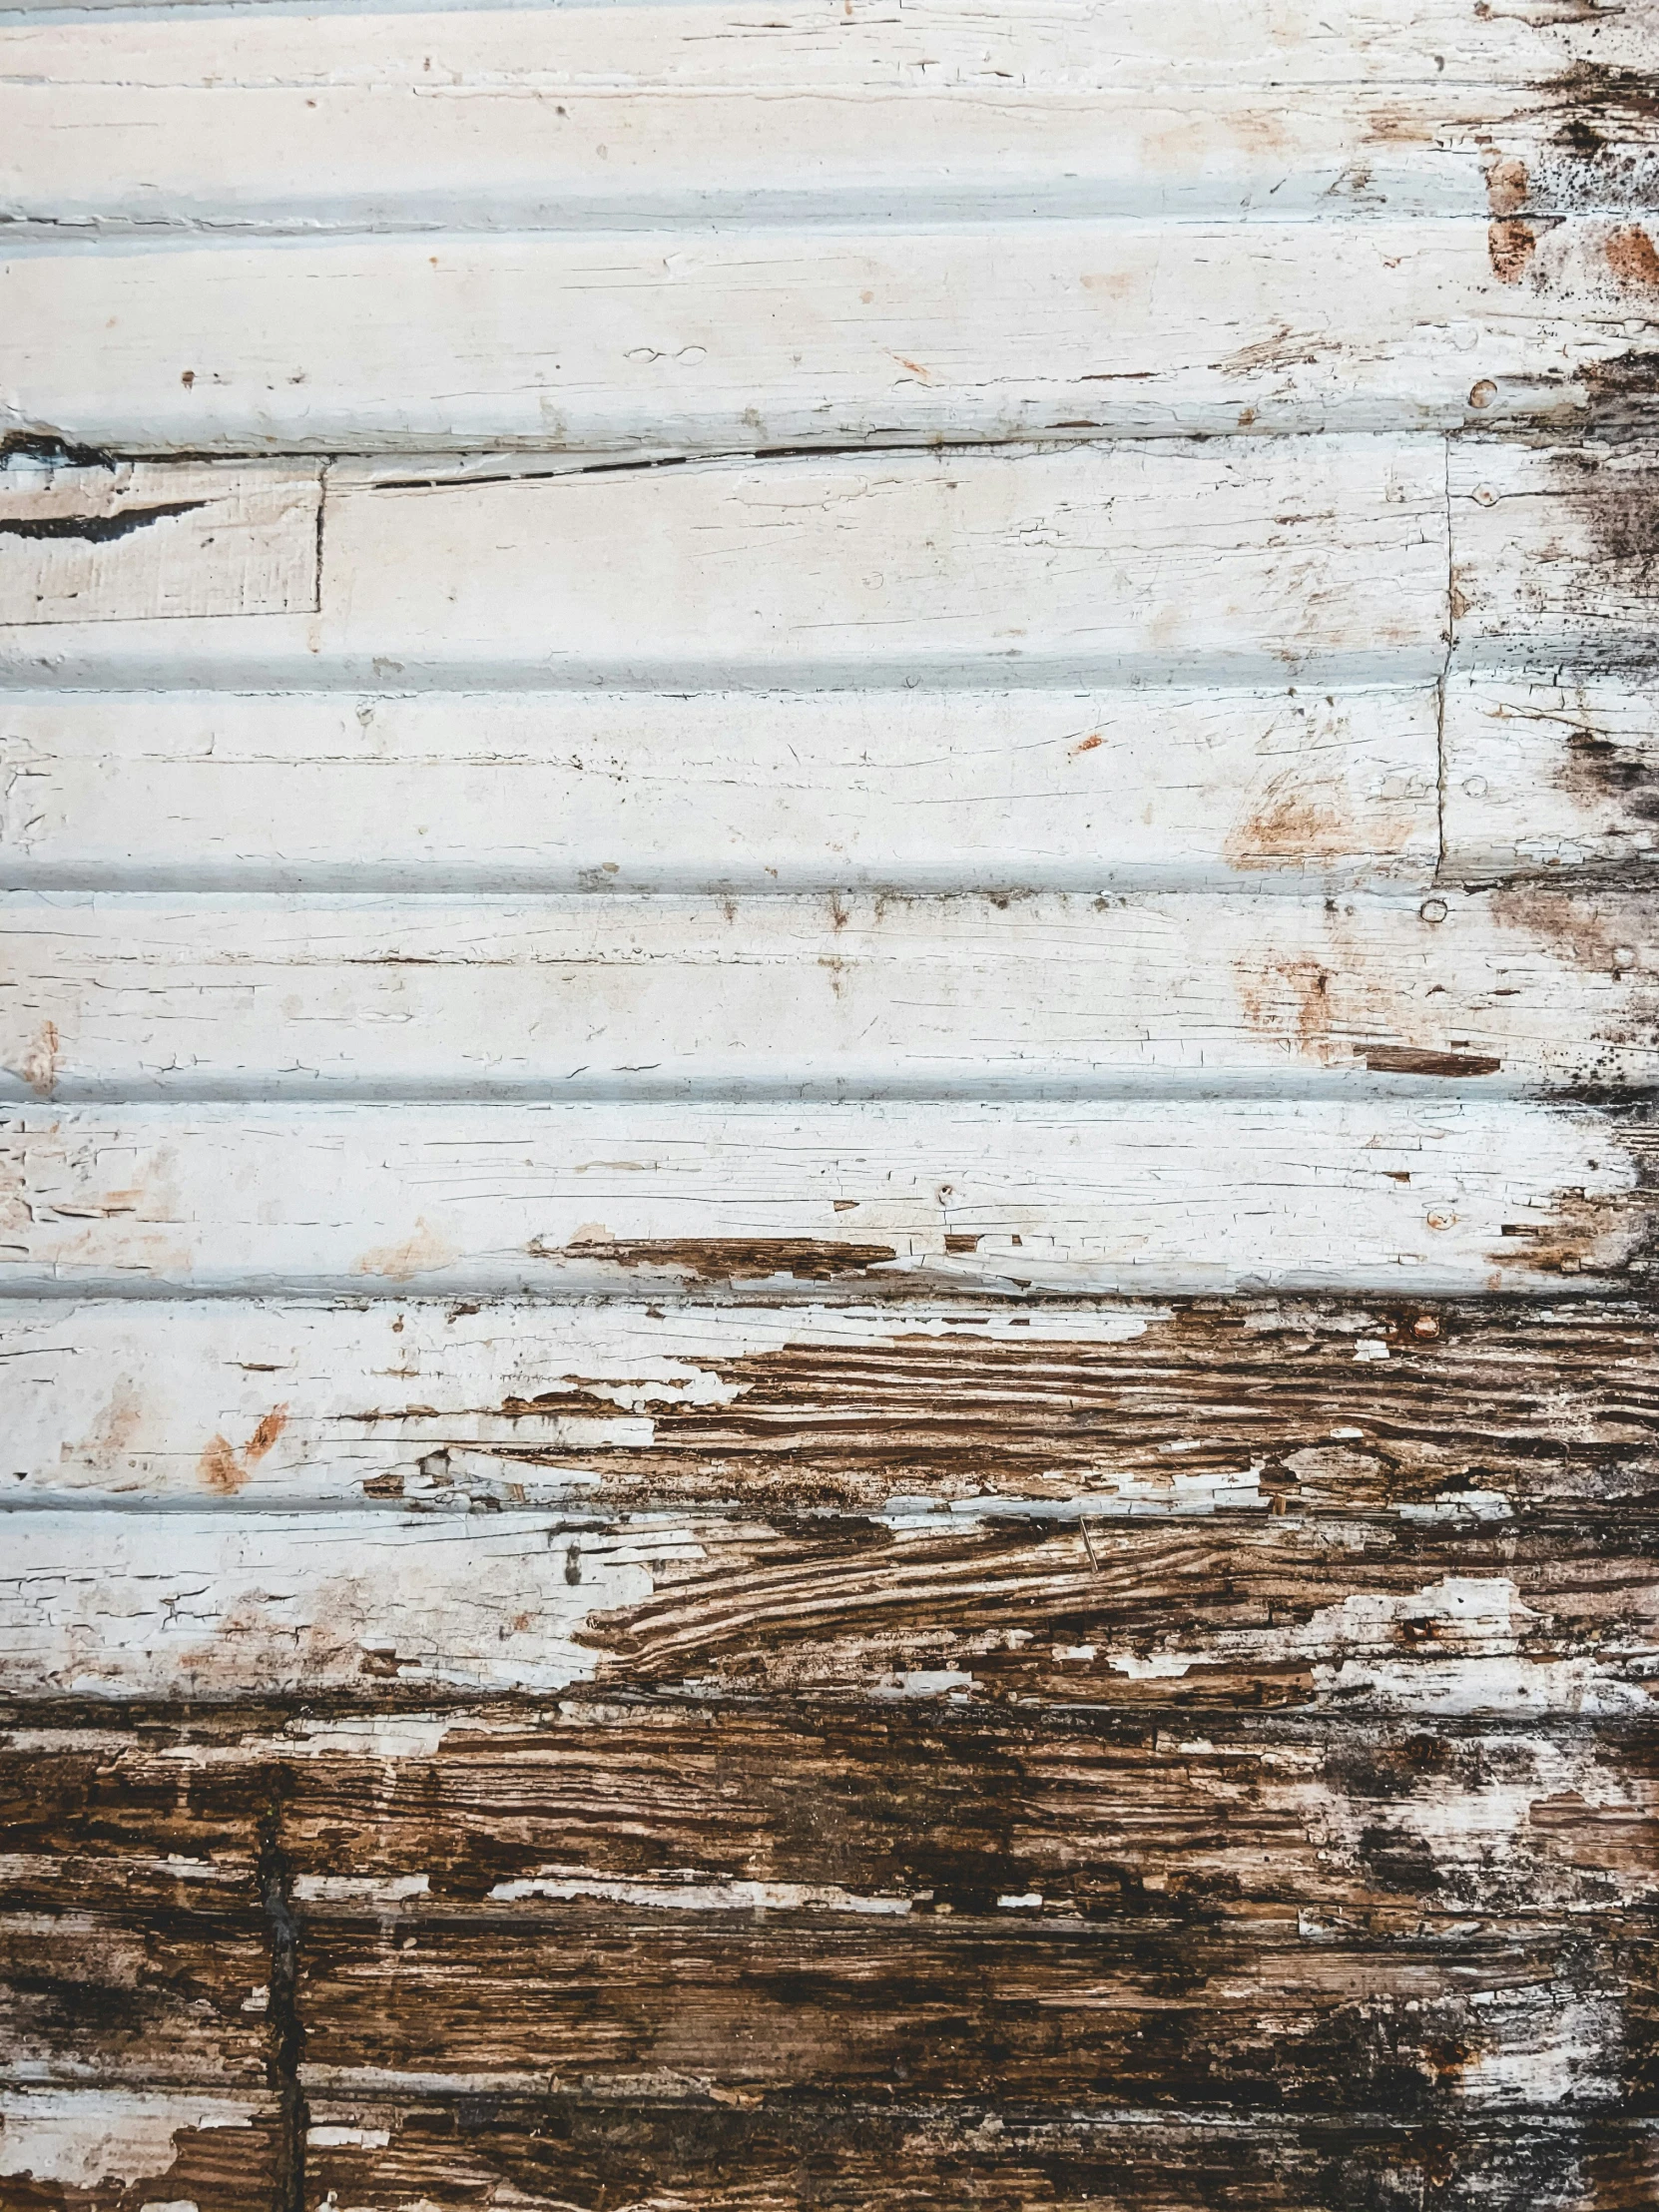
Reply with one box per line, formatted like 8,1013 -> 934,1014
311,462 -> 328,618
1435,432 -> 1451,887
257,1778 -> 308,2212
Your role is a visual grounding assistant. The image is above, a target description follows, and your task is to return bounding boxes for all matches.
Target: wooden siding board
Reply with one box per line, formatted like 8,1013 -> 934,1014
4,222 -> 1653,454
5,1295 -> 1655,1512
0,686 -> 1443,896
1,1096 -> 1652,1297
0,887 -> 1652,1102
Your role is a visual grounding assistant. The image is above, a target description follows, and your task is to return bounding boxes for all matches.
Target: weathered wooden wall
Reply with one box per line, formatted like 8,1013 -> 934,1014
3,0 -> 1659,2205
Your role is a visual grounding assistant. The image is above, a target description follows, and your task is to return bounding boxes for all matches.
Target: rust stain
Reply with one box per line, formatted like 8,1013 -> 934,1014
198,1435 -> 247,1495
1487,220 -> 1537,283
352,1216 -> 459,1282
246,1405 -> 287,1463
199,1403 -> 289,1493
1484,156 -> 1530,218
1234,956 -> 1337,1060
16,1020 -> 60,1099
1070,733 -> 1104,757
1223,781 -> 1359,870
1605,225 -> 1659,291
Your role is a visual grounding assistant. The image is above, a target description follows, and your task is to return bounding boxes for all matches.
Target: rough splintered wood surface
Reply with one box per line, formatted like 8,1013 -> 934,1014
4,1 -> 1659,2207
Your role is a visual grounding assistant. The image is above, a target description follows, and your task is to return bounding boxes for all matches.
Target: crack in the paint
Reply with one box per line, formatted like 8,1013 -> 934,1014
0,500 -> 208,545
257,1786 -> 308,2212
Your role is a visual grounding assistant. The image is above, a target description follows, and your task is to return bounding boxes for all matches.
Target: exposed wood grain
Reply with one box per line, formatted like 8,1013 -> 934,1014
5,1705 -> 1656,2169
293,2096 -> 1659,2212
0,441 -> 1449,691
10,1703 -> 1650,1925
0,2091 -> 280,2212
0,685 -> 1441,894
7,1295 -> 1655,1514
0,887 -> 1650,1102
6,1491 -> 1658,1709
1,1096 -> 1650,1297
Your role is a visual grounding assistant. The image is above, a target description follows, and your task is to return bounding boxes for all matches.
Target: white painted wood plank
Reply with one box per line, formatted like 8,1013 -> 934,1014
0,440 -> 1450,688
6,0 -> 1647,97
5,0 -> 1653,232
3,221 -> 1643,452
1443,676 -> 1659,882
6,77 -> 1653,232
0,685 -> 1440,892
0,462 -> 320,626
0,1098 -> 1642,1296
0,888 -> 1651,1100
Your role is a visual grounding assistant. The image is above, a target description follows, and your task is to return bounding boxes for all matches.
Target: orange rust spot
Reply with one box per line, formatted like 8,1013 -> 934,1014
200,1402 -> 287,1492
1605,226 -> 1659,291
1484,156 -> 1528,219
246,1405 -> 288,1463
1487,220 -> 1536,284
1070,733 -> 1105,757
1468,379 -> 1497,410
199,1435 -> 247,1495
1223,782 -> 1361,871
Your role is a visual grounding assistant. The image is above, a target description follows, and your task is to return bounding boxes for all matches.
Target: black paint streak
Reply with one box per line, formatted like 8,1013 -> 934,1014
0,499 -> 208,545
258,1782 -> 309,2212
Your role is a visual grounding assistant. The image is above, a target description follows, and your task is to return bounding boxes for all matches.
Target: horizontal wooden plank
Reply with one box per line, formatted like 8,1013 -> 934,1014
0,886 -> 1650,1102
7,1706 -> 1656,1926
0,441 -> 1449,689
6,67 -> 1657,233
293,2097 -> 1659,2212
5,1495 -> 1657,1709
0,685 -> 1441,894
4,221 -> 1651,453
0,461 -> 319,628
295,1906 -> 1652,2110
0,1096 -> 1651,1297
7,1295 -> 1655,1513
2,0 -> 1652,94
0,2090 -> 280,2211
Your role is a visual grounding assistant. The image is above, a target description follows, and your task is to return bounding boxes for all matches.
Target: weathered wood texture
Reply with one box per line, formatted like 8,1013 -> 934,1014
7,0 -> 1659,2202
6,1295 -> 1654,1510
